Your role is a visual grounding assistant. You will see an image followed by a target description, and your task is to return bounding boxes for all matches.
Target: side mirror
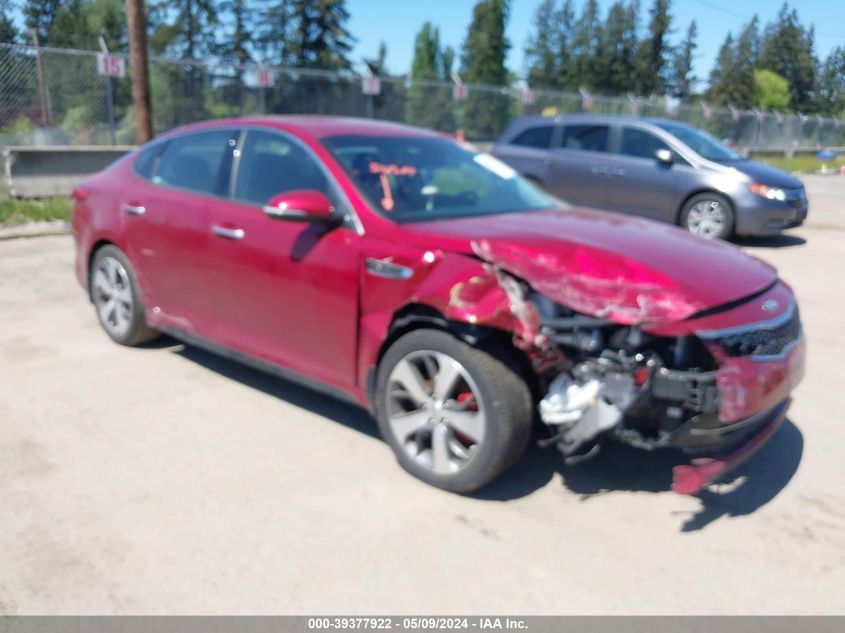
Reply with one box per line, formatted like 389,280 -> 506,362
263,189 -> 336,222
655,149 -> 674,165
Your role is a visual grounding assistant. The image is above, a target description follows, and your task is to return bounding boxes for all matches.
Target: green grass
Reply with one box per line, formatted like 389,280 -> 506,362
752,154 -> 845,174
0,196 -> 73,227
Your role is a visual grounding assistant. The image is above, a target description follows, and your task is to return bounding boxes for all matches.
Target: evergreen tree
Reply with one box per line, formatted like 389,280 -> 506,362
816,46 -> 845,116
287,0 -> 354,70
668,20 -> 696,100
758,3 -> 816,112
23,0 -> 62,46
255,0 -> 292,64
729,16 -> 760,108
407,23 -> 454,131
1,0 -> 20,44
460,0 -> 509,138
219,0 -> 256,65
633,0 -> 670,95
553,0 -> 577,89
364,41 -> 388,76
441,45 -> 455,79
708,33 -> 735,106
524,0 -> 558,88
147,0 -> 219,127
48,0 -> 123,49
570,0 -> 601,90
594,0 -> 638,94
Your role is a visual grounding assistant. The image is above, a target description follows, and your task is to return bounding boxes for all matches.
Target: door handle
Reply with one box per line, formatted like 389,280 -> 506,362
122,203 -> 146,216
211,225 -> 245,240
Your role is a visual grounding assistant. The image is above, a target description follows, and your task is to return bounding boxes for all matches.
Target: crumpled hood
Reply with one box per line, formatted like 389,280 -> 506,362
397,207 -> 777,324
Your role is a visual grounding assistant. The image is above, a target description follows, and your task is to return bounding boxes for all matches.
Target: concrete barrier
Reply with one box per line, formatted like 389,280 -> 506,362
2,145 -> 135,198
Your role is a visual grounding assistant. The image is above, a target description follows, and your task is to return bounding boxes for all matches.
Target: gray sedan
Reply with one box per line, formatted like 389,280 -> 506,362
491,114 -> 808,239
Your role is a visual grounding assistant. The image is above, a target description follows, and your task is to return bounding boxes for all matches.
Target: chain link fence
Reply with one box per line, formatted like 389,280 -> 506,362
2,42 -> 845,150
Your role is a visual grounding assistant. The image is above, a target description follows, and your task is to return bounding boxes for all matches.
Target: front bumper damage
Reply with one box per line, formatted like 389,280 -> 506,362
529,281 -> 805,496
671,398 -> 790,494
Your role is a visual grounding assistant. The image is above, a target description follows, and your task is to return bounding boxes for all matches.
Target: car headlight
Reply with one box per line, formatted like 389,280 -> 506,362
749,183 -> 786,201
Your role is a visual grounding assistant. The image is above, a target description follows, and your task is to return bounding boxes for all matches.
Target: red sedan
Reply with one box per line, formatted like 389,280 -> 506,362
72,116 -> 805,494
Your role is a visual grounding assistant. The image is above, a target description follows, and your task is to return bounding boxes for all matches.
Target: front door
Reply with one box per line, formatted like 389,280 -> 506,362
603,126 -> 680,222
207,128 -> 361,391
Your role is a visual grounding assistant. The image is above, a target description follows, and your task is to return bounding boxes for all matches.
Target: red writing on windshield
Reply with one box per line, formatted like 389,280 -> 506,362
369,161 -> 417,176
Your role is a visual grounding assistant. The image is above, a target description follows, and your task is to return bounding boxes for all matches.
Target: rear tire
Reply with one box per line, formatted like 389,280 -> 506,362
680,192 -> 735,240
89,245 -> 159,347
374,329 -> 532,493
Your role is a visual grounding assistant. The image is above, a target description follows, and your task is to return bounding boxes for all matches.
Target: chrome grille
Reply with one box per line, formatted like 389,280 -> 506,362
784,187 -> 805,202
707,305 -> 802,359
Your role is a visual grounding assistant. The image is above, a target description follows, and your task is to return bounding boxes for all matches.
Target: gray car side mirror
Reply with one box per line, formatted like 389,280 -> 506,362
655,149 -> 674,165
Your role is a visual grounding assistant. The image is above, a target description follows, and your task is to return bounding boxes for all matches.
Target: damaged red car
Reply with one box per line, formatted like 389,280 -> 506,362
72,117 -> 806,495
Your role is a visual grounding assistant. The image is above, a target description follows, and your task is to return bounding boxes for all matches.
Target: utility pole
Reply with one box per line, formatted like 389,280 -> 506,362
125,0 -> 153,142
30,28 -> 50,127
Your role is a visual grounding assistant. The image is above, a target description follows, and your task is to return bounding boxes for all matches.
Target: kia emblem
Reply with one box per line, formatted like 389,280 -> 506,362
761,299 -> 779,313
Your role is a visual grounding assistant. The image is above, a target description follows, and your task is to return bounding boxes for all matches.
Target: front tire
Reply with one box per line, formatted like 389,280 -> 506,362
89,245 -> 159,346
374,329 -> 532,493
680,192 -> 735,240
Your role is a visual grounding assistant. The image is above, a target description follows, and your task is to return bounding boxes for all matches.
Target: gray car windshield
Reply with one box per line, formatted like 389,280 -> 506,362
655,122 -> 742,162
322,135 -> 559,222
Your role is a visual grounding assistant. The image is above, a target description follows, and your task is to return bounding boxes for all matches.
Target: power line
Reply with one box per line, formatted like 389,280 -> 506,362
687,0 -> 840,39
687,0 -> 747,21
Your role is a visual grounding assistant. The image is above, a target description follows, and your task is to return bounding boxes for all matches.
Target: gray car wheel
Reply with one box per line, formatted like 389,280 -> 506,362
680,192 -> 735,240
374,329 -> 532,493
90,245 -> 159,346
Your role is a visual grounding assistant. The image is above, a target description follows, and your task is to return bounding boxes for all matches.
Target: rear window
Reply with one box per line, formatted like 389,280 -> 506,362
559,125 -> 609,152
509,125 -> 554,149
152,130 -> 237,196
133,143 -> 166,179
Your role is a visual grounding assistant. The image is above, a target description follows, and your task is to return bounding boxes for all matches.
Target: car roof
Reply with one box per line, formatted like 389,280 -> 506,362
509,113 -> 680,126
499,113 -> 689,142
160,115 -> 444,140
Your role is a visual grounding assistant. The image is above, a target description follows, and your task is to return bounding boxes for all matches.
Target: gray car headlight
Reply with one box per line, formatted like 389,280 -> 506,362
749,183 -> 787,201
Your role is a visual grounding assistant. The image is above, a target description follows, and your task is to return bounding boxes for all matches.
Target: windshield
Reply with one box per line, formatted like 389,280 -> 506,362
321,135 -> 559,222
654,122 -> 742,162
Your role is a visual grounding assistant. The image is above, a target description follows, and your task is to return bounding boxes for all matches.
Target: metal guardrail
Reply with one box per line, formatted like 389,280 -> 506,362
2,145 -> 135,197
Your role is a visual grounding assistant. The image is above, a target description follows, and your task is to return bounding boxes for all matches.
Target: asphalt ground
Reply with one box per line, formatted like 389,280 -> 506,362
1,175 -> 843,614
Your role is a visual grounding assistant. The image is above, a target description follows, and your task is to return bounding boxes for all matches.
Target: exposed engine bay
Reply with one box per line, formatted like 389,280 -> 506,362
523,288 -> 751,464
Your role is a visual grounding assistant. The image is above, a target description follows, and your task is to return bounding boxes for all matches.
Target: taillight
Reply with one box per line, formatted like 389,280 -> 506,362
72,186 -> 88,201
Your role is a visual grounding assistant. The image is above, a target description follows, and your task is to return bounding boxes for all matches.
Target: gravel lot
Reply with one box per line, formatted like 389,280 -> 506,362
1,177 -> 844,615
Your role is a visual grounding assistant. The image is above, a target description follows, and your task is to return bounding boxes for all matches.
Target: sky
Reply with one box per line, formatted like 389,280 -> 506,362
348,0 -> 845,91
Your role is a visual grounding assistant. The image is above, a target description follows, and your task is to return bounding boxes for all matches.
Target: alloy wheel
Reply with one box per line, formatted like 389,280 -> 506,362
386,350 -> 487,475
92,256 -> 134,338
686,199 -> 726,238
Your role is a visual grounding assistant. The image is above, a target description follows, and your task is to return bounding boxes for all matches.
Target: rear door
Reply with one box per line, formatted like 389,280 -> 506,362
602,125 -> 681,222
123,128 -> 238,336
547,123 -> 612,207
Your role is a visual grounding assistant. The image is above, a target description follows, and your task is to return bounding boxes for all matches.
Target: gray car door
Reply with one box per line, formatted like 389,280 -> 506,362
547,123 -> 612,208
601,125 -> 682,222
491,123 -> 556,186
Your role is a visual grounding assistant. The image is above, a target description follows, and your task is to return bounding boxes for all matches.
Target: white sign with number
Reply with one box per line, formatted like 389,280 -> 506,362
362,76 -> 381,95
96,53 -> 125,78
255,67 -> 275,88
